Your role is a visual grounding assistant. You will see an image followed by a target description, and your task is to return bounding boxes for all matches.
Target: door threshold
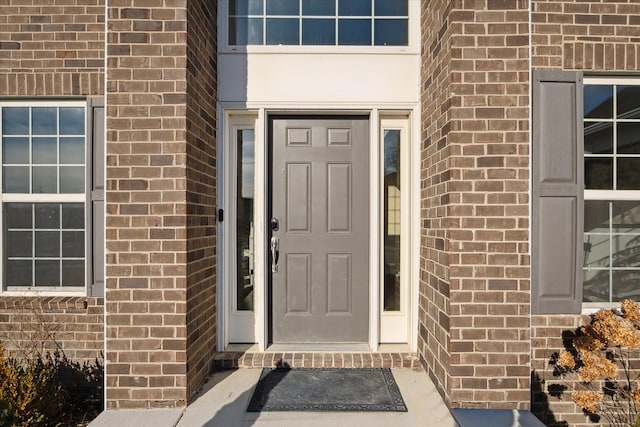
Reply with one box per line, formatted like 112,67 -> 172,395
267,343 -> 371,352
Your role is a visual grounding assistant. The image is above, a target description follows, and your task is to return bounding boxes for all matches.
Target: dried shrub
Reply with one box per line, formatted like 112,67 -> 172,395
553,300 -> 640,427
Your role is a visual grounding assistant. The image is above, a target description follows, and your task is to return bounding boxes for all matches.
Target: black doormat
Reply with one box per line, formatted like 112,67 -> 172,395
246,368 -> 407,412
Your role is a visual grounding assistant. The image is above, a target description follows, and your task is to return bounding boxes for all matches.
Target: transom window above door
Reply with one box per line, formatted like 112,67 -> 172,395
228,0 -> 409,46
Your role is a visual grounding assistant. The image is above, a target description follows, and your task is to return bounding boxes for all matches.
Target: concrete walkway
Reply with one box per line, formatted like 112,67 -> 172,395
91,368 -> 458,427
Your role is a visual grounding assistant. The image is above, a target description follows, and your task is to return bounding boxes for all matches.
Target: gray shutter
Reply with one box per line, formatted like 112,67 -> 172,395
88,98 -> 104,297
531,70 -> 584,314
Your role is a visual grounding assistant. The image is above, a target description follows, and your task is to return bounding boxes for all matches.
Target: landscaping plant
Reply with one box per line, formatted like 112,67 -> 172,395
554,299 -> 640,427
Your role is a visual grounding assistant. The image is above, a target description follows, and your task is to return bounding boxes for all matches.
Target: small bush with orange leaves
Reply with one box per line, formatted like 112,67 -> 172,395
554,300 -> 640,426
0,342 -> 66,426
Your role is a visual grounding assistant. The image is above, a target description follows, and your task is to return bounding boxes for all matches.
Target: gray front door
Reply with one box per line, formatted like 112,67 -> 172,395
270,117 -> 369,343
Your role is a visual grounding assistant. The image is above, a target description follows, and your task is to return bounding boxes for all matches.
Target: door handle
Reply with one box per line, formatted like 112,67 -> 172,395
270,236 -> 280,273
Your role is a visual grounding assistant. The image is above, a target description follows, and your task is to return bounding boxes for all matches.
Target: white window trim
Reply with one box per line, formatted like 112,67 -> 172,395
582,77 -> 640,311
218,0 -> 420,54
0,100 -> 89,296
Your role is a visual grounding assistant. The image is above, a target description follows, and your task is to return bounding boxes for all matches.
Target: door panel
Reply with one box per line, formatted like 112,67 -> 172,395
270,117 -> 369,343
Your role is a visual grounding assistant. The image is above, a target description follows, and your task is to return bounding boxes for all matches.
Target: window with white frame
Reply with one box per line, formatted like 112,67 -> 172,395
583,80 -> 640,303
228,0 -> 409,46
0,102 -> 101,293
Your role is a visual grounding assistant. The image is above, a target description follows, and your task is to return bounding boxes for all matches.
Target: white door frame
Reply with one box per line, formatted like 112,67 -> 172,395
218,104 -> 420,352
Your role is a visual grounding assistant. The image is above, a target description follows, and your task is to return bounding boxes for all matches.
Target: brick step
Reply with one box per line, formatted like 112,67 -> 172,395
212,352 -> 421,369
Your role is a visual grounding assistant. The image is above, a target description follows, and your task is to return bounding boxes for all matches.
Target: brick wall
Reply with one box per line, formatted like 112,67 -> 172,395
531,1 -> 640,424
419,0 -> 454,405
185,0 -> 217,399
106,0 -> 190,409
421,0 -> 531,410
0,0 -> 105,364
0,0 -> 104,96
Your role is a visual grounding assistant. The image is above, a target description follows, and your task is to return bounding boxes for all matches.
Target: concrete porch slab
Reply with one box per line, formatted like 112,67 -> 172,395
452,408 -> 545,427
89,368 -> 457,427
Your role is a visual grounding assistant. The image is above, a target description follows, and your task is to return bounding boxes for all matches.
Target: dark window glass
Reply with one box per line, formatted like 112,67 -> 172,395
3,166 -> 29,193
585,157 -> 613,189
35,204 -> 60,229
302,19 -> 335,45
583,268 -> 609,302
6,231 -> 32,257
35,260 -> 60,286
62,231 -> 84,257
230,0 -> 263,15
584,85 -> 613,119
374,19 -> 407,46
2,108 -> 29,135
62,260 -> 84,286
5,204 -> 32,229
383,130 -> 400,311
611,234 -> 640,268
62,204 -> 84,229
35,231 -> 59,257
612,201 -> 640,232
32,166 -> 57,193
617,85 -> 640,119
302,0 -> 335,16
617,158 -> 640,190
5,260 -> 32,286
59,107 -> 84,135
585,200 -> 610,233
583,234 -> 609,268
266,0 -> 299,15
338,0 -> 371,16
60,137 -> 84,164
236,129 -> 254,311
32,137 -> 57,164
613,270 -> 640,301
338,19 -> 371,45
266,18 -> 299,45
617,123 -> 640,154
229,17 -> 264,45
60,166 -> 85,193
374,0 -> 407,16
584,122 -> 613,154
32,107 -> 57,135
3,137 -> 29,164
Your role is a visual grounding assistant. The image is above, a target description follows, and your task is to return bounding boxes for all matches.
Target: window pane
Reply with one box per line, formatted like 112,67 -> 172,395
60,137 -> 85,164
266,18 -> 299,45
375,0 -> 407,16
338,19 -> 371,45
584,157 -> 613,189
612,234 -> 640,268
384,130 -> 401,311
62,204 -> 84,229
302,19 -> 335,45
62,260 -> 84,286
613,270 -> 640,301
32,137 -> 57,164
35,231 -> 59,257
59,107 -> 84,135
302,0 -> 335,16
617,85 -> 640,119
62,231 -> 84,257
35,204 -> 60,229
32,166 -> 57,193
583,234 -> 609,268
2,107 -> 29,135
3,166 -> 29,193
237,129 -> 254,311
229,17 -> 263,45
584,122 -> 613,154
617,123 -> 640,154
3,137 -> 29,164
374,19 -> 407,46
339,0 -> 371,16
583,269 -> 609,302
32,107 -> 57,135
60,166 -> 85,193
584,85 -> 613,119
612,201 -> 640,232
6,231 -> 32,257
585,200 -> 609,233
230,0 -> 263,15
5,260 -> 32,286
266,0 -> 299,15
35,260 -> 60,286
617,158 -> 640,190
5,204 -> 32,229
